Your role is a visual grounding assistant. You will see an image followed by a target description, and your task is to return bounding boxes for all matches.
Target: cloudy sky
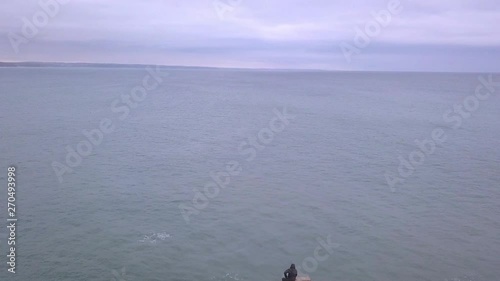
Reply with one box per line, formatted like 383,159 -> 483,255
1,0 -> 499,71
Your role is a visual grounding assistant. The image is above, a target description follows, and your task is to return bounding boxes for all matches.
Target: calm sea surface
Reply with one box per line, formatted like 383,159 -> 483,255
0,67 -> 499,281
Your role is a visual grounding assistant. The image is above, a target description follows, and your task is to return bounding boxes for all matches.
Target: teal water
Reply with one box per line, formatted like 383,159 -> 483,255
0,67 -> 499,281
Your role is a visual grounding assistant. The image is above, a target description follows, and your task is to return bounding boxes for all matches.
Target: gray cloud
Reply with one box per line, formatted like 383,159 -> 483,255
0,0 -> 499,71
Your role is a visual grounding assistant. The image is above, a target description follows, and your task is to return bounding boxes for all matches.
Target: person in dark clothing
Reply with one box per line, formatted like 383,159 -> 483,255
282,264 -> 297,281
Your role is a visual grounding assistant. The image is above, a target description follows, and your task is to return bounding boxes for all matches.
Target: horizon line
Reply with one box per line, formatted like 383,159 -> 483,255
0,60 -> 497,75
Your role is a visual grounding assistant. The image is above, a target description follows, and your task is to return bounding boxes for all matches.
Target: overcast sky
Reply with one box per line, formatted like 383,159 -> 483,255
0,0 -> 499,71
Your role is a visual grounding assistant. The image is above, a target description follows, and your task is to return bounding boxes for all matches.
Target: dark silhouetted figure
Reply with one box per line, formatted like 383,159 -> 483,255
282,264 -> 297,281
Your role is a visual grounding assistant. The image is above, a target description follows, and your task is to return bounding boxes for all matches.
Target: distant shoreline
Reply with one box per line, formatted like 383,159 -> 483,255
0,61 -> 327,72
0,61 -> 225,70
0,61 -> 495,74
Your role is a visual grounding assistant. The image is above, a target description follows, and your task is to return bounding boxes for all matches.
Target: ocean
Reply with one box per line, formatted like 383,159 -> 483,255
0,67 -> 499,281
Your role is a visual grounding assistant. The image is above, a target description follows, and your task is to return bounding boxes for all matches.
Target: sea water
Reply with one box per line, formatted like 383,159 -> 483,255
0,67 -> 499,281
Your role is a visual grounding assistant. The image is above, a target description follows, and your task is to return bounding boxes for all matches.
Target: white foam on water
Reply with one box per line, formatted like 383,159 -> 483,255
210,273 -> 243,281
445,274 -> 478,281
138,232 -> 171,244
